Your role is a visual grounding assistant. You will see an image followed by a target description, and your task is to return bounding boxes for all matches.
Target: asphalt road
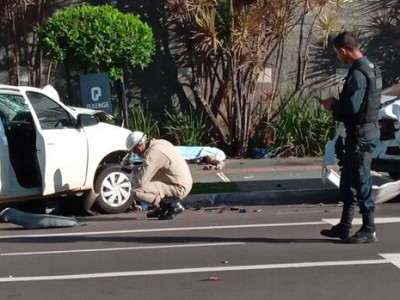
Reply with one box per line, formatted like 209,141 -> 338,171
1,203 -> 400,300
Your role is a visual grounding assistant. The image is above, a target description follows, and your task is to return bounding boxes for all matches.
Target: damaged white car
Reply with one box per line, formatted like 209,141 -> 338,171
323,84 -> 400,203
0,84 -> 133,214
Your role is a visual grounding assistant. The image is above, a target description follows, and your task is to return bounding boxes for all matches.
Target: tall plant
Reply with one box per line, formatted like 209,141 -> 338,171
129,105 -> 160,139
164,109 -> 208,146
269,94 -> 336,157
166,0 -> 331,156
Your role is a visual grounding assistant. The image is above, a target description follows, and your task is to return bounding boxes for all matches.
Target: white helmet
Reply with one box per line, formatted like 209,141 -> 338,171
126,131 -> 147,151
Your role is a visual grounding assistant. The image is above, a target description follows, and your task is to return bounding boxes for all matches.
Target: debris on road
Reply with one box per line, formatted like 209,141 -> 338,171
0,207 -> 81,229
208,276 -> 219,281
221,260 -> 229,264
218,207 -> 226,214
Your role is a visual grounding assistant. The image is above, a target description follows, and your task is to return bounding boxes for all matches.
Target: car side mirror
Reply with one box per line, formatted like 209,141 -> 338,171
77,114 -> 99,127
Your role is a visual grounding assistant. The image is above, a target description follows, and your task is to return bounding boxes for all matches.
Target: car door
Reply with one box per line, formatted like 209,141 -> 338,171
25,91 -> 88,195
0,113 -> 6,194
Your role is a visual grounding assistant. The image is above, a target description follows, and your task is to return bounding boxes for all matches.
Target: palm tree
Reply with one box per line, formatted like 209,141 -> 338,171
166,0 -> 330,156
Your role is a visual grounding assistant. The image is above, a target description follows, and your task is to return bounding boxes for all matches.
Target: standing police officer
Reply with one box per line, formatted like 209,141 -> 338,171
320,32 -> 381,244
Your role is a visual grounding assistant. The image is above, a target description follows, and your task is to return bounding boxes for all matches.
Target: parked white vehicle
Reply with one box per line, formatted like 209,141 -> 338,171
0,84 -> 133,214
323,84 -> 400,203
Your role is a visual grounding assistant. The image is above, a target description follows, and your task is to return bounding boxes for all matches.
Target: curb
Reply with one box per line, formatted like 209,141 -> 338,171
182,187 -> 341,208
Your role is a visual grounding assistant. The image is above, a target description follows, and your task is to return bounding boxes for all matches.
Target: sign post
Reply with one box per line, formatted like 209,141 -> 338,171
79,72 -> 113,115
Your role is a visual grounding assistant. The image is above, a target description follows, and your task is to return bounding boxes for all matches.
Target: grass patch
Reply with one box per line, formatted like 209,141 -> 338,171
190,182 -> 241,194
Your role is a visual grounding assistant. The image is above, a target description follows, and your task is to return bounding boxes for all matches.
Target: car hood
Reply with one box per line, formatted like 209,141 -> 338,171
69,106 -> 114,123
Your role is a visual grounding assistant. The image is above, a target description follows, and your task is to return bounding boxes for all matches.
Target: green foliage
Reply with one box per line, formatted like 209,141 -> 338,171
269,94 -> 336,157
215,0 -> 233,43
164,109 -> 208,146
36,4 -> 155,82
129,105 -> 160,139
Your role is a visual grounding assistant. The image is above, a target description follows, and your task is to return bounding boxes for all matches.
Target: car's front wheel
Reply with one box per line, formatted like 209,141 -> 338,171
94,164 -> 134,214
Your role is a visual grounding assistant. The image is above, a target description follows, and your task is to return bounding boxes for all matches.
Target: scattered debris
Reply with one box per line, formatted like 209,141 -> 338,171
140,202 -> 149,211
132,205 -> 144,212
205,207 -> 220,212
0,207 -> 81,229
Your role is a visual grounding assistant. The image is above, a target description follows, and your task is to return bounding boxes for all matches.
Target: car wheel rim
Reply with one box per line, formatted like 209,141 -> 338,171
100,171 -> 132,208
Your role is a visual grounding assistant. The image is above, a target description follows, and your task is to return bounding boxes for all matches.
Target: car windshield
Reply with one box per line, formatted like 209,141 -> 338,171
0,94 -> 30,122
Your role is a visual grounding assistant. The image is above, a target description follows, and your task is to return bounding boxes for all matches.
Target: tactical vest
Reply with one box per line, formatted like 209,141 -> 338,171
350,60 -> 382,124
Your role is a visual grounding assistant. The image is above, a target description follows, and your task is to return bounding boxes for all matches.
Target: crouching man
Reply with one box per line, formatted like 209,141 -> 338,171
126,131 -> 193,220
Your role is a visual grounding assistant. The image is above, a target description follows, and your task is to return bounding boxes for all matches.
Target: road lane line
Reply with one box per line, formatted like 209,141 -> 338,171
380,254 -> 400,268
0,222 -> 325,239
322,217 -> 400,226
216,172 -> 231,182
0,259 -> 389,283
0,242 -> 245,256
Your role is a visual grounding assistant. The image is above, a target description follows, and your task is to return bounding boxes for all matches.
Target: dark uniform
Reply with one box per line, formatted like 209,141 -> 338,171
331,57 -> 382,235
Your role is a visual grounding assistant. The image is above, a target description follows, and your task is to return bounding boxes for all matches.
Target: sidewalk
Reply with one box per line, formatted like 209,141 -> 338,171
182,157 -> 341,208
182,157 -> 400,208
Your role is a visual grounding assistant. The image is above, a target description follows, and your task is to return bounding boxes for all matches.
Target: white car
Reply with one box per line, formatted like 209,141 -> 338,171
0,84 -> 133,214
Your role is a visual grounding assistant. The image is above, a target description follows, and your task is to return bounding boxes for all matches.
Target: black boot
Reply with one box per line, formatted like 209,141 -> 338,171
320,223 -> 351,239
344,213 -> 377,244
320,208 -> 354,239
158,201 -> 185,220
146,202 -> 168,218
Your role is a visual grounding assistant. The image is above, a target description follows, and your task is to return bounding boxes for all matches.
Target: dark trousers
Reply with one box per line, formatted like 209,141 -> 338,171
339,125 -> 377,215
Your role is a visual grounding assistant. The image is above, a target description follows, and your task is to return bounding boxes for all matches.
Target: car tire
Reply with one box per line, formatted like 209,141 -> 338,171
94,164 -> 134,214
388,172 -> 400,181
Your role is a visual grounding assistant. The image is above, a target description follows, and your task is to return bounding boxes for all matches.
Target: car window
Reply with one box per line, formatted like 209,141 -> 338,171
0,94 -> 31,123
26,92 -> 74,130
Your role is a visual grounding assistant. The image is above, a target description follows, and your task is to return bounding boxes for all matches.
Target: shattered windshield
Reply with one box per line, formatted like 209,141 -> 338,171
0,94 -> 30,122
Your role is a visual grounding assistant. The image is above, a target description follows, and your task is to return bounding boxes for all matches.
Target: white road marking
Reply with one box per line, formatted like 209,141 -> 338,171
0,242 -> 245,256
0,222 -> 325,239
216,172 -> 231,182
380,254 -> 400,269
0,258 -> 391,283
322,217 -> 400,226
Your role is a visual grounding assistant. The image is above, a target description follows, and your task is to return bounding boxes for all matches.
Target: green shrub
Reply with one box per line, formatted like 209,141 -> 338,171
129,105 -> 160,139
163,109 -> 208,146
269,94 -> 336,157
36,4 -> 155,82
